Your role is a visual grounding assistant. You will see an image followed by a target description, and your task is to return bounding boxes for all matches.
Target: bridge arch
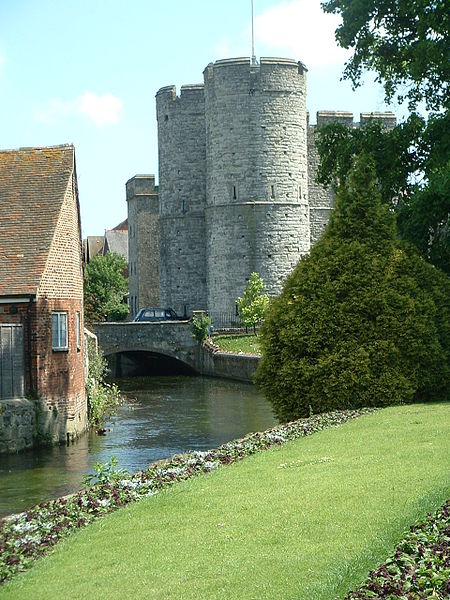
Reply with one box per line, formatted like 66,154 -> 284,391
105,349 -> 197,377
93,321 -> 201,375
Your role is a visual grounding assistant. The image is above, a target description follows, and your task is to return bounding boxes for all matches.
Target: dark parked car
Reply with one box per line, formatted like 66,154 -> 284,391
133,307 -> 183,322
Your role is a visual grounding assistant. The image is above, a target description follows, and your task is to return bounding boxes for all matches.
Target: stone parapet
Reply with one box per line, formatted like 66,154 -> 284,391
126,174 -> 158,200
317,111 -> 354,127
359,112 -> 397,130
200,347 -> 260,383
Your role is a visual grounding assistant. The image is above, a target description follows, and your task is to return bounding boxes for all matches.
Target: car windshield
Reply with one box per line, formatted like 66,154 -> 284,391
141,310 -> 154,319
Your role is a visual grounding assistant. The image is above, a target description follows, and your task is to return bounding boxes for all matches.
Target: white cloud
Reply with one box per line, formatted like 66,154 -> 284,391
254,0 -> 350,67
78,93 -> 123,126
38,92 -> 123,126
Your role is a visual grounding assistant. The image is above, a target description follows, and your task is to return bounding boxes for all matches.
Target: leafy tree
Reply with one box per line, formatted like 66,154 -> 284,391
84,253 -> 129,325
237,272 -> 269,333
316,116 -> 424,205
255,155 -> 450,421
317,0 -> 449,273
315,115 -> 450,272
191,313 -> 212,343
322,0 -> 449,112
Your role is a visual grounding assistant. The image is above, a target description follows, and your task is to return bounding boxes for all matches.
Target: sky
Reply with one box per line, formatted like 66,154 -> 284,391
0,0 -> 405,238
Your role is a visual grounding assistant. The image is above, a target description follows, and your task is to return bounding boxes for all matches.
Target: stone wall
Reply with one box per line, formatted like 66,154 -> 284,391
200,348 -> 259,383
128,58 -> 397,320
205,201 -> 309,311
0,398 -> 35,454
156,85 -> 207,315
307,123 -> 335,245
307,110 -> 397,244
126,175 -> 160,318
204,58 -> 310,312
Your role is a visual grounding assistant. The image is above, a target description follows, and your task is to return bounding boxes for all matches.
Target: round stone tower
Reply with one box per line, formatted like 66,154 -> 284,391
203,58 -> 310,313
156,84 -> 207,316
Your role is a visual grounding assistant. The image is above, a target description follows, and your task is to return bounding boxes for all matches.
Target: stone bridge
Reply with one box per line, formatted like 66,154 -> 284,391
93,321 -> 201,375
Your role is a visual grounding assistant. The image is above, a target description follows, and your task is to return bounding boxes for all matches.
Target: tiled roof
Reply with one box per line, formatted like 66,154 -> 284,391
0,145 -> 75,295
104,230 -> 128,261
113,218 -> 128,231
86,236 -> 104,261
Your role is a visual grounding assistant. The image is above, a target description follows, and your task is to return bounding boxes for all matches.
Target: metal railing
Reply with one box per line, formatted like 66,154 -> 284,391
209,311 -> 243,331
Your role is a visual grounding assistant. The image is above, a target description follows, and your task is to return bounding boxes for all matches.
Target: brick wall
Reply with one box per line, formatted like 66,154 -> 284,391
0,297 -> 86,444
37,171 -> 86,441
0,170 -> 87,446
38,176 -> 83,300
34,297 -> 86,441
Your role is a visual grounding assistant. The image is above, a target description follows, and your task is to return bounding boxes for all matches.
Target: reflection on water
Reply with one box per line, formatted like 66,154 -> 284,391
0,376 -> 277,517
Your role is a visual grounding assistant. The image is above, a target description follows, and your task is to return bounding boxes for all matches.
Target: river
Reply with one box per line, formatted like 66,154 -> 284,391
0,376 -> 277,518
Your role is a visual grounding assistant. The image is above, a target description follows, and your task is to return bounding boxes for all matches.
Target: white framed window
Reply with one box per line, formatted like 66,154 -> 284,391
52,312 -> 68,350
76,312 -> 81,351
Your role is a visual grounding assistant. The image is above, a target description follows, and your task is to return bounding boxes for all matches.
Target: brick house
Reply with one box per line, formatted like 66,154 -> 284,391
0,145 -> 87,452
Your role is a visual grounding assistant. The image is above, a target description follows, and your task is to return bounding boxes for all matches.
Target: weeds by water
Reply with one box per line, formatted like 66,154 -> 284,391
86,340 -> 122,428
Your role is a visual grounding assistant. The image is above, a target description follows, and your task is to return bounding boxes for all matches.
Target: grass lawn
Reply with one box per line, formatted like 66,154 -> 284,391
2,403 -> 449,599
213,333 -> 261,355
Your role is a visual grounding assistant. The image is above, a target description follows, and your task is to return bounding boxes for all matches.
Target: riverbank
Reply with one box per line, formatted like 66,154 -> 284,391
200,335 -> 261,382
0,376 -> 275,518
1,403 -> 449,598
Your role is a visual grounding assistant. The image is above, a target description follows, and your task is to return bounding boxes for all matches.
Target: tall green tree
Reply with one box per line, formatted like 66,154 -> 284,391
318,0 -> 449,273
84,253 -> 129,325
315,115 -> 450,272
322,0 -> 449,112
255,155 -> 450,421
237,272 -> 269,333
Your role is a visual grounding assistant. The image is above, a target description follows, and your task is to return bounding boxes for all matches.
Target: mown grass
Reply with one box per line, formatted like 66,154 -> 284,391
213,333 -> 261,355
2,403 -> 449,600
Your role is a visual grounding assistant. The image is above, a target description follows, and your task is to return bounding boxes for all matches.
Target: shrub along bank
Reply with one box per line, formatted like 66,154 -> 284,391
85,340 -> 121,427
256,156 -> 450,421
0,403 -> 448,599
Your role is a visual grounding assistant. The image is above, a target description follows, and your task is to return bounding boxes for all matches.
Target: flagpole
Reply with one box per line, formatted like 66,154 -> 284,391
251,0 -> 256,64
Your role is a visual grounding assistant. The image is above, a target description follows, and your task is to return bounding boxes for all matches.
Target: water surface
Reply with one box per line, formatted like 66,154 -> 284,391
0,376 -> 276,517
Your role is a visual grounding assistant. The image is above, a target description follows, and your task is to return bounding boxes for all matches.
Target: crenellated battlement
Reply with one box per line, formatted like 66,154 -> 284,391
360,112 -> 397,130
126,174 -> 158,201
156,85 -> 177,99
203,56 -> 307,84
315,110 -> 396,129
128,56 -> 400,318
156,84 -> 204,101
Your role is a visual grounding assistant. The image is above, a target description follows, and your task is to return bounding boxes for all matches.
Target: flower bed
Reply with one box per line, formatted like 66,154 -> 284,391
0,408 -> 374,584
345,500 -> 450,599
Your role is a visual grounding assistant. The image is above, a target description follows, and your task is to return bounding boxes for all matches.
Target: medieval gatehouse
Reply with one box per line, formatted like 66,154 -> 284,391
127,57 -> 396,319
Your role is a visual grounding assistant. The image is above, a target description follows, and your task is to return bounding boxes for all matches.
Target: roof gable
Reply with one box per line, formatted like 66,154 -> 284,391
104,230 -> 128,261
0,145 -> 75,295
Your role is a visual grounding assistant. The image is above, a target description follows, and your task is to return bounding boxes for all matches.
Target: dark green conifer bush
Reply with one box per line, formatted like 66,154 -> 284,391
255,154 -> 450,421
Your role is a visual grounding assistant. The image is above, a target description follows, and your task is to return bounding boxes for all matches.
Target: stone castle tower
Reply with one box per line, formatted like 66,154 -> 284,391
127,57 -> 395,319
